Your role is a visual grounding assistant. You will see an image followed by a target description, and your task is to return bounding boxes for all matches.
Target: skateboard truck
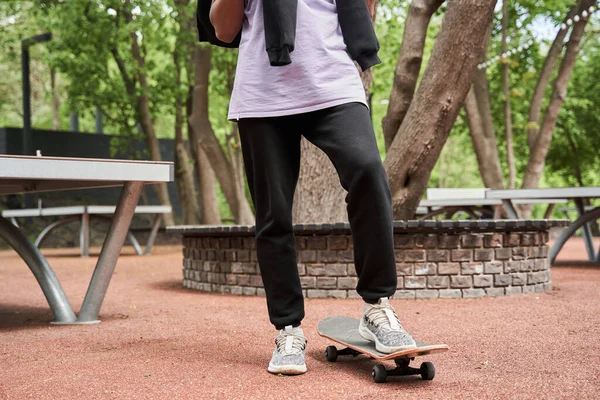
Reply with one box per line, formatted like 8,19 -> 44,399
326,346 -> 360,360
326,346 -> 436,383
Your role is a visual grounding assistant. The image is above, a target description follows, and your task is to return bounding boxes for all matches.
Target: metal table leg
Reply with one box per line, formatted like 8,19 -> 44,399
0,216 -> 77,323
493,205 -> 502,219
80,212 -> 90,258
77,181 -> 143,323
544,203 -> 556,219
94,215 -> 143,255
574,198 -> 595,261
35,215 -> 80,248
549,206 -> 600,264
502,199 -> 519,219
126,231 -> 144,256
144,214 -> 162,255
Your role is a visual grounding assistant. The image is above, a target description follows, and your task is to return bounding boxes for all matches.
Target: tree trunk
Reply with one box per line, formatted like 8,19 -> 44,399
464,88 -> 505,189
223,57 -> 250,225
565,129 -> 585,188
50,68 -> 60,130
181,4 -> 221,226
174,140 -> 200,224
292,139 -> 348,223
129,33 -> 175,226
472,24 -> 496,146
382,0 -> 445,150
186,82 -> 221,225
383,0 -> 498,220
464,20 -> 504,190
292,0 -> 381,224
197,145 -> 221,224
521,1 -> 592,190
173,47 -> 200,225
501,0 -> 516,188
526,6 -> 578,150
225,124 -> 248,223
188,46 -> 254,224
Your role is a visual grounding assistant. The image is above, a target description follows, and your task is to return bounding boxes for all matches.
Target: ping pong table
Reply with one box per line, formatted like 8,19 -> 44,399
3,205 -> 172,257
487,187 -> 600,264
420,188 -> 567,220
0,155 -> 173,324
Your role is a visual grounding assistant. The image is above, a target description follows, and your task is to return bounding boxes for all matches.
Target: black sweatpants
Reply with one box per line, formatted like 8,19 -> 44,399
238,102 -> 397,329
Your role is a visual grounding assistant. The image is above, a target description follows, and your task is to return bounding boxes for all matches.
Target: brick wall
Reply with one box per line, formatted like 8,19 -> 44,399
181,230 -> 552,299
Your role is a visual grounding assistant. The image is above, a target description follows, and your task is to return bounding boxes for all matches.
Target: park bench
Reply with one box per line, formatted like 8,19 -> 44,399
557,205 -> 595,219
0,155 -> 173,325
486,187 -> 600,264
420,188 -> 567,220
2,205 -> 172,257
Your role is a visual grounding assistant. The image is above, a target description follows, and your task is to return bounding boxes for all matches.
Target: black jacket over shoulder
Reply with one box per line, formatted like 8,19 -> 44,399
196,0 -> 381,71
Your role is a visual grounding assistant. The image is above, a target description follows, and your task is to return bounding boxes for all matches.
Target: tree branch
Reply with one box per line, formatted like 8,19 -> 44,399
383,0 -> 497,219
522,0 -> 593,190
382,0 -> 445,150
526,5 -> 577,150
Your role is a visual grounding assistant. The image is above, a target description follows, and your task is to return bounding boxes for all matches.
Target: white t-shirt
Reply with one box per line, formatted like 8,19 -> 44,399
228,0 -> 367,120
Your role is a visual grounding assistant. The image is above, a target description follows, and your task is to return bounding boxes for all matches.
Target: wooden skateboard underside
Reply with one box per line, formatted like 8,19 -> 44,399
317,316 -> 448,361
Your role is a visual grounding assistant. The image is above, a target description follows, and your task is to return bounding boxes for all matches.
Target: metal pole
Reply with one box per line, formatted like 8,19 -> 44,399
35,216 -> 80,248
21,33 -> 52,209
77,182 -> 143,322
502,199 -> 519,219
95,106 -> 104,134
549,206 -> 600,264
574,198 -> 595,261
80,212 -> 90,258
22,46 -> 32,156
126,230 -> 144,256
21,32 -> 52,155
144,214 -> 162,255
0,216 -> 77,323
70,113 -> 79,132
544,203 -> 556,220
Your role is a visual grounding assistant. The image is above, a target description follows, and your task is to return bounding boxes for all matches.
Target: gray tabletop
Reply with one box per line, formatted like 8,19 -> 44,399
486,187 -> 600,200
0,155 -> 173,195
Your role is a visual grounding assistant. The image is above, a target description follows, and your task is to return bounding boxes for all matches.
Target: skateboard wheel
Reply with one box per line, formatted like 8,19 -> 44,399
420,362 -> 435,380
372,364 -> 387,383
325,346 -> 338,362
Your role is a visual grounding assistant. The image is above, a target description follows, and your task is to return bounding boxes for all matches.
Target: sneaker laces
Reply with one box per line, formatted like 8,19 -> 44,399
365,298 -> 402,332
275,327 -> 306,355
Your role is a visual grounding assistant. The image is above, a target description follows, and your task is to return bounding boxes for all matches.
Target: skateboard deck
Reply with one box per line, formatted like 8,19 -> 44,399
317,316 -> 448,382
317,316 -> 448,360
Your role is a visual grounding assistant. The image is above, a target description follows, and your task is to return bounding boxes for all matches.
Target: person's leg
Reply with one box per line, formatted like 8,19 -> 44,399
302,102 -> 396,301
302,102 -> 416,353
238,115 -> 308,375
237,116 -> 304,330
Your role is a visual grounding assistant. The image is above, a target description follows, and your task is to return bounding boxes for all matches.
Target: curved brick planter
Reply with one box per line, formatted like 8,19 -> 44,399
169,220 -> 568,299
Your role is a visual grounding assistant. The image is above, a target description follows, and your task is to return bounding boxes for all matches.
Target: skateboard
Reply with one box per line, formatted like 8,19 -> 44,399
317,316 -> 448,383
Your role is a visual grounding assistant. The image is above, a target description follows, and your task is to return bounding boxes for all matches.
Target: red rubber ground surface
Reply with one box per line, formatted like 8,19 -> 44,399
1,238 -> 599,399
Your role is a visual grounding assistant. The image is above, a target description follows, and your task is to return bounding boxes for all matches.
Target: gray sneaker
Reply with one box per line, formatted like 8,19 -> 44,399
267,326 -> 307,375
358,297 -> 417,353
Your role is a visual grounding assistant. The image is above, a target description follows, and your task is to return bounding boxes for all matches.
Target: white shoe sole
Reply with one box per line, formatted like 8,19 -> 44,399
267,363 -> 307,375
358,324 -> 417,354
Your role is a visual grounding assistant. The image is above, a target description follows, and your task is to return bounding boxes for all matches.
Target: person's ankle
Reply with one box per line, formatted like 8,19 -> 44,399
276,323 -> 302,331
